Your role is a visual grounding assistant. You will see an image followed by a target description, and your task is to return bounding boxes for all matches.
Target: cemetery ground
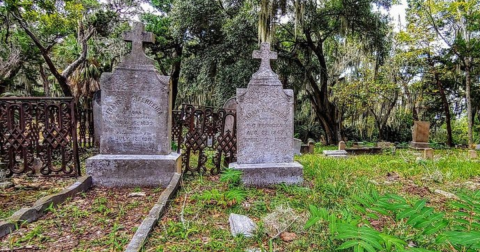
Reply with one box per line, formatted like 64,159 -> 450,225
144,147 -> 480,252
0,152 -> 165,251
0,149 -> 96,220
1,146 -> 479,251
0,176 -> 76,220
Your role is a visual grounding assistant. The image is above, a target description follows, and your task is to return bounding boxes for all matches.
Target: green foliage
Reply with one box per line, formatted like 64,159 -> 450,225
306,190 -> 480,251
220,168 -> 243,187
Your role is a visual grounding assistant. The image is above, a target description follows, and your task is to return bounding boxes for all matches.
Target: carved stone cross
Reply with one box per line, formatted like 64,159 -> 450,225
123,22 -> 155,57
252,43 -> 277,72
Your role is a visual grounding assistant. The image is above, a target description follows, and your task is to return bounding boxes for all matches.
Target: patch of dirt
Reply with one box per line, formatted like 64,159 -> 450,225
0,175 -> 76,220
386,172 -> 401,181
404,184 -> 431,197
368,215 -> 391,231
0,186 -> 162,251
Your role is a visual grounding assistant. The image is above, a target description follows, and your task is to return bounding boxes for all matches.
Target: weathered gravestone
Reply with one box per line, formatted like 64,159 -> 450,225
410,121 -> 430,149
293,138 -> 302,155
468,150 -> 478,159
86,23 -> 181,187
223,97 -> 237,135
229,43 -> 303,186
338,141 -> 346,150
93,90 -> 102,147
424,148 -> 434,160
0,161 -> 13,189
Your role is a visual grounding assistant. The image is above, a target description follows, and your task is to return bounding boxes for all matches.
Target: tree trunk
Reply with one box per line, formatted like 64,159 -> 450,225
13,12 -> 93,97
292,34 -> 340,145
39,64 -> 50,97
465,62 -> 473,146
434,73 -> 453,147
170,45 -> 183,108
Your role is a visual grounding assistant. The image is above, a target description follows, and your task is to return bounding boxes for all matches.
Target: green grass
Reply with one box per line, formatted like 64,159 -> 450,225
142,148 -> 480,252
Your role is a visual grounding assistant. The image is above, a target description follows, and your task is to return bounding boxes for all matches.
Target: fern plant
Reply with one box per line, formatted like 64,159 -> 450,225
220,168 -> 243,187
306,190 -> 480,251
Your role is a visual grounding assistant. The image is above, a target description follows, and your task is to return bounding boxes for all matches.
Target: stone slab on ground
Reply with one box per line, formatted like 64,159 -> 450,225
434,189 -> 458,200
323,150 -> 348,158
229,162 -> 303,186
410,142 -> 431,149
0,176 -> 92,238
229,213 -> 257,237
86,154 -> 181,187
125,173 -> 182,252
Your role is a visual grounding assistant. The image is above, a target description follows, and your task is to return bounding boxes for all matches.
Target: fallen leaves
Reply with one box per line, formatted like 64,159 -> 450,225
280,232 -> 297,242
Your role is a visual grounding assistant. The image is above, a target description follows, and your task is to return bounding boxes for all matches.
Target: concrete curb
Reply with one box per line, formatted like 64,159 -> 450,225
0,176 -> 92,238
125,173 -> 182,252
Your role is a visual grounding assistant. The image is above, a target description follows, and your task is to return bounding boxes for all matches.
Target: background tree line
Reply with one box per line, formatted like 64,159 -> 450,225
1,0 -> 479,146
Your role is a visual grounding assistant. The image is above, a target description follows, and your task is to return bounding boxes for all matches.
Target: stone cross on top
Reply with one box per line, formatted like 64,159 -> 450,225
123,22 -> 155,57
253,43 -> 277,73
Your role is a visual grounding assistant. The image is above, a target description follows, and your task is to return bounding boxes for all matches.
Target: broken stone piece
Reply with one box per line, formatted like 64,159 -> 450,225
0,181 -> 13,189
434,189 -> 458,200
128,192 -> 146,197
229,213 -> 257,237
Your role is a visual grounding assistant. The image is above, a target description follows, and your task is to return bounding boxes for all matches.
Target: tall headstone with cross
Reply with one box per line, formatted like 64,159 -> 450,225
229,43 -> 303,186
86,22 -> 181,187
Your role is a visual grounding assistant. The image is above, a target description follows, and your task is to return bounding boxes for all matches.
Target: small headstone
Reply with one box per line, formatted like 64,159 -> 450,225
223,97 -> 237,135
301,141 -> 315,154
86,23 -> 181,187
424,148 -> 434,160
0,162 -> 13,189
338,141 -> 346,150
293,138 -> 302,155
308,141 -> 315,154
0,161 -> 7,181
229,43 -> 303,186
32,157 -> 42,175
229,213 -> 257,237
410,121 -> 430,149
468,150 -> 478,159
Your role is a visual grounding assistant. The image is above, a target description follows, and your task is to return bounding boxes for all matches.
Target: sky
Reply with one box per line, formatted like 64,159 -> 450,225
389,0 -> 408,31
132,0 -> 409,31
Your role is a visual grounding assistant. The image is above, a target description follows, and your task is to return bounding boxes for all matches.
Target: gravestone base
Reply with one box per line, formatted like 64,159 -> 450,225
86,153 -> 181,187
229,162 -> 303,187
410,142 -> 430,149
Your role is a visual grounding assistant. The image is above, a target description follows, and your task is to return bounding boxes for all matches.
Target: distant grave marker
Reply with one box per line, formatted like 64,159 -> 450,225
410,121 -> 430,149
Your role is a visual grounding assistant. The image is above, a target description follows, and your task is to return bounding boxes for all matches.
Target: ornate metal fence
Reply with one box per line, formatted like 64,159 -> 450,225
172,104 -> 237,175
0,98 -> 80,177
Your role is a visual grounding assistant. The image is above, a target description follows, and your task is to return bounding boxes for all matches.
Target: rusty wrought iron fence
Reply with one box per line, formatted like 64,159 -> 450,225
0,97 -> 80,177
172,104 -> 237,175
76,99 -> 95,150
